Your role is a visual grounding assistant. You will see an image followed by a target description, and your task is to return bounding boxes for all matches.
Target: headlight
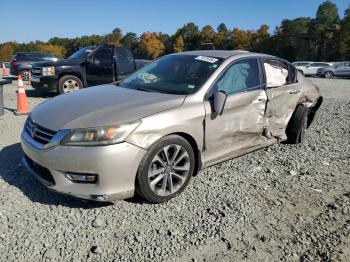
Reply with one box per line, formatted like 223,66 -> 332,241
60,121 -> 141,146
42,67 -> 55,76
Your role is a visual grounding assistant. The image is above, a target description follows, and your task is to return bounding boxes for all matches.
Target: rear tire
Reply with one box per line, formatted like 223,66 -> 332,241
58,75 -> 83,95
135,135 -> 195,203
324,71 -> 334,79
286,105 -> 309,144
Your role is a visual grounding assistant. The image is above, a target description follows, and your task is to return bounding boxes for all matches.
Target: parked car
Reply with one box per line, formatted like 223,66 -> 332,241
10,52 -> 58,80
292,61 -> 313,74
30,45 -> 149,94
299,62 -> 333,76
0,61 -> 3,68
316,61 -> 350,78
21,50 -> 323,203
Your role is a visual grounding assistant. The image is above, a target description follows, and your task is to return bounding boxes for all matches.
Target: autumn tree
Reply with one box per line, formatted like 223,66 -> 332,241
201,25 -> 216,43
173,35 -> 184,52
251,24 -> 270,52
231,28 -> 253,50
0,42 -> 16,61
138,32 -> 165,59
105,27 -> 122,46
36,43 -> 66,58
212,23 -> 229,49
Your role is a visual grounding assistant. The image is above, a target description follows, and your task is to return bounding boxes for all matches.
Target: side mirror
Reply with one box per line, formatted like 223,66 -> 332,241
213,91 -> 227,115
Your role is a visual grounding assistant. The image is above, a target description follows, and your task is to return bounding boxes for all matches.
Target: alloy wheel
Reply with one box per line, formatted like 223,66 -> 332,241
21,70 -> 29,81
62,79 -> 80,93
148,144 -> 190,196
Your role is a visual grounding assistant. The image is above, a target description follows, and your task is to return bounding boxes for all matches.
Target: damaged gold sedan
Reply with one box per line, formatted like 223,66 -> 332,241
21,50 -> 322,203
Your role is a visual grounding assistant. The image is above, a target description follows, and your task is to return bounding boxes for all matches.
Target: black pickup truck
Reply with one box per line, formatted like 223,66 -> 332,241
30,46 -> 149,94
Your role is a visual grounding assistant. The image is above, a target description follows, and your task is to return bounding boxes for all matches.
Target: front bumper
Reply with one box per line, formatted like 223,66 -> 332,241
31,75 -> 58,90
21,131 -> 146,202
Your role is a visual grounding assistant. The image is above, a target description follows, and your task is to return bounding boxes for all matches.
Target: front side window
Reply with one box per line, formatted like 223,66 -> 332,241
216,58 -> 260,94
120,55 -> 223,95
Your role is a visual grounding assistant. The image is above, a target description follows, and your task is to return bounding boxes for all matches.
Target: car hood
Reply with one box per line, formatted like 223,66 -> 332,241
30,85 -> 186,131
32,59 -> 84,67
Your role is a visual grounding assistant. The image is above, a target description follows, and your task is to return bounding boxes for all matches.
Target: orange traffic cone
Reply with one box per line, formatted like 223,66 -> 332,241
15,74 -> 30,115
2,64 -> 8,77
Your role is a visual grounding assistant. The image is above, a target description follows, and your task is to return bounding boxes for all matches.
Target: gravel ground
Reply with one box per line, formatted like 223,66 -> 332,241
0,76 -> 349,262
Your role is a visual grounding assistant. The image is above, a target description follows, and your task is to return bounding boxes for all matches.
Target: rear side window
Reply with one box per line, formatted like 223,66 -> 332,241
93,48 -> 113,65
216,58 -> 261,94
288,64 -> 298,84
264,60 -> 288,87
116,49 -> 130,63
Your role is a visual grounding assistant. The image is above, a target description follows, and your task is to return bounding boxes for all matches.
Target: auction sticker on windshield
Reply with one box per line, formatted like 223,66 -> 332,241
195,56 -> 218,63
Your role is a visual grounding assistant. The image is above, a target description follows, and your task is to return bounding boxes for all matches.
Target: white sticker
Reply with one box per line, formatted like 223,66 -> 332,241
195,56 -> 218,63
188,85 -> 195,89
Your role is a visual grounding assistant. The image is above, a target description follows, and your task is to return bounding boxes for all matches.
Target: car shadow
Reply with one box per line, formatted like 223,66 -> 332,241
25,89 -> 56,98
0,143 -> 111,209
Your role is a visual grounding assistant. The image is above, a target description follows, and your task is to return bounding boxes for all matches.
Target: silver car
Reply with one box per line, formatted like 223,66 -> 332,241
21,51 -> 323,203
316,62 -> 350,78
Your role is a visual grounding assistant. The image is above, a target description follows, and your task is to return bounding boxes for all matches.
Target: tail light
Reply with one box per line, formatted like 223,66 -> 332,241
12,60 -> 17,66
315,85 -> 320,94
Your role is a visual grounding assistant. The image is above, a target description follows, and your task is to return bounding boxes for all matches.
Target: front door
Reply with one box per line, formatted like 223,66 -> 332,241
204,58 -> 267,165
263,59 -> 301,140
335,62 -> 350,76
86,47 -> 113,86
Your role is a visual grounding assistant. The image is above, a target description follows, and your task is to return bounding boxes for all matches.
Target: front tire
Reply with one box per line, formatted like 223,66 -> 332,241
20,70 -> 29,81
324,71 -> 334,79
136,135 -> 195,203
58,75 -> 83,95
286,105 -> 309,144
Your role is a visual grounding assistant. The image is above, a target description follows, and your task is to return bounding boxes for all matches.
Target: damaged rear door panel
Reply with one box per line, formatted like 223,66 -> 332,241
263,59 -> 302,140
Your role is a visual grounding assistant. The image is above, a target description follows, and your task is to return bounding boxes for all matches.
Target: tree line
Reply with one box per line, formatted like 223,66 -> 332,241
0,1 -> 349,62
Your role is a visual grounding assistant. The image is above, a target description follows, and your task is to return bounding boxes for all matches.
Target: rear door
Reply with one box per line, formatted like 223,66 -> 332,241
86,47 -> 113,86
115,48 -> 135,80
204,57 -> 268,165
263,59 -> 301,140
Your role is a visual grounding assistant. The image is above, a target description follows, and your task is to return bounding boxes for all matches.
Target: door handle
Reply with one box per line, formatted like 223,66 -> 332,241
289,89 -> 301,94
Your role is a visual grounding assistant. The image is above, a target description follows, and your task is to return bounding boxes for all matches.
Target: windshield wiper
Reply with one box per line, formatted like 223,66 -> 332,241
135,87 -> 158,93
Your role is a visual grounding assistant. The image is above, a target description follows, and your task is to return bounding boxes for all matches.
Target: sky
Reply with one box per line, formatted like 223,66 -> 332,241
1,0 -> 349,43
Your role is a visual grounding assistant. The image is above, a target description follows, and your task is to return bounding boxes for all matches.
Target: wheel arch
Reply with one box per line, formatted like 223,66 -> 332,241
58,72 -> 85,86
171,132 -> 202,176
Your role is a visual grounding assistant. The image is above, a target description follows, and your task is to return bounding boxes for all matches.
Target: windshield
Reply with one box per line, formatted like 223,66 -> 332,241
119,55 -> 223,95
68,47 -> 97,59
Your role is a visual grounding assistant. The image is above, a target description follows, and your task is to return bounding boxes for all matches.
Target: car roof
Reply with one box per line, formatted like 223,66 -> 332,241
174,50 -> 251,59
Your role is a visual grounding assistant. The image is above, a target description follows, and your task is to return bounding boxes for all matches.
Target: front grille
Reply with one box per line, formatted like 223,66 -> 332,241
31,67 -> 42,76
25,156 -> 55,185
25,117 -> 57,145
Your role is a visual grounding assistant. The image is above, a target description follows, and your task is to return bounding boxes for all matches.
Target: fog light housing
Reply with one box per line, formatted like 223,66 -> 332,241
65,172 -> 97,183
